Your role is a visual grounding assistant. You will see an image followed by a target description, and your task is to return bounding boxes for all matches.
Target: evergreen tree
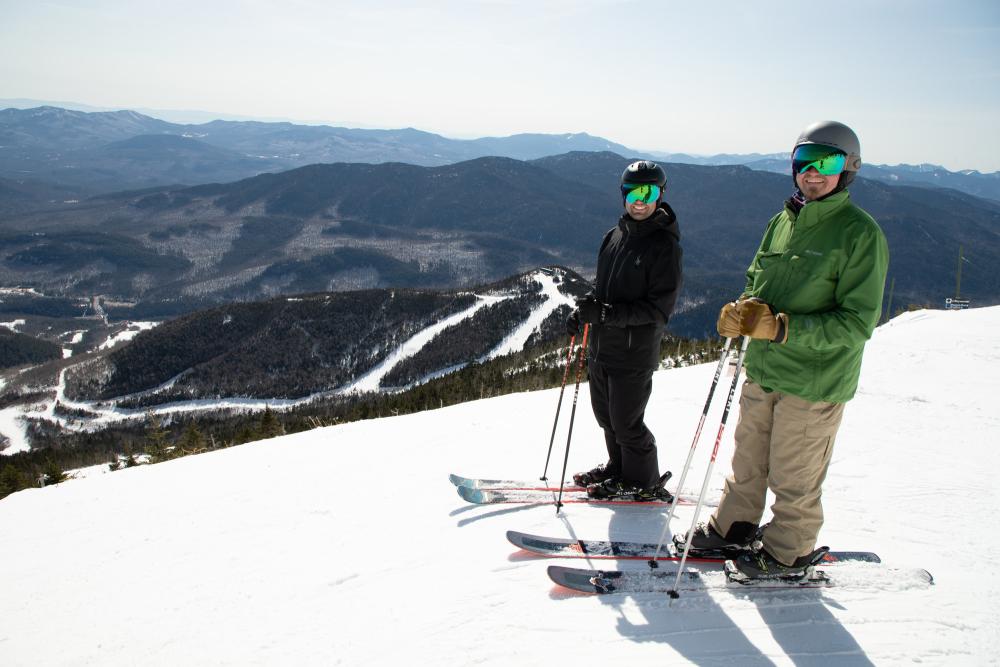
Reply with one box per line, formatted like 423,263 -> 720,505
144,412 -> 171,462
42,460 -> 67,486
179,422 -> 207,453
0,464 -> 28,498
258,407 -> 284,439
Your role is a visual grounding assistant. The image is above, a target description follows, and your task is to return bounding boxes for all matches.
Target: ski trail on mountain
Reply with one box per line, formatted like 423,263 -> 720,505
340,293 -> 507,394
487,272 -> 575,359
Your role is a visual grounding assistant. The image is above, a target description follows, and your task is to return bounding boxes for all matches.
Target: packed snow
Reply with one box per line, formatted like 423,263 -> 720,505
1,306 -> 997,665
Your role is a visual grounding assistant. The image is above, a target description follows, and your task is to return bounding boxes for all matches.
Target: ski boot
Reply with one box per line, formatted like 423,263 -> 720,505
586,471 -> 673,502
726,542 -> 831,583
674,521 -> 758,558
572,463 -> 617,487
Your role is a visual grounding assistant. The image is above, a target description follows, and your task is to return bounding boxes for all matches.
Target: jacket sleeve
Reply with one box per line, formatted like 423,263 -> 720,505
604,240 -> 683,328
787,223 -> 889,349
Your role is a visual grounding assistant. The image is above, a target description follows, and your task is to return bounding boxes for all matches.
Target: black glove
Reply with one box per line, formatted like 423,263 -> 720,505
566,310 -> 580,336
576,296 -> 609,325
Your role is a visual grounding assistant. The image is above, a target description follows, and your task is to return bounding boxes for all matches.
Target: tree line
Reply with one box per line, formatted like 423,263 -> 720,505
1,333 -> 721,500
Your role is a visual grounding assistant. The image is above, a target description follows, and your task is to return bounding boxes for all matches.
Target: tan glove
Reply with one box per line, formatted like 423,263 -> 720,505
739,299 -> 789,343
716,301 -> 742,338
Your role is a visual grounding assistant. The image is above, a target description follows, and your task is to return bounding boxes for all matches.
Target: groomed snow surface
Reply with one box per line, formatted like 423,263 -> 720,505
2,307 -> 998,665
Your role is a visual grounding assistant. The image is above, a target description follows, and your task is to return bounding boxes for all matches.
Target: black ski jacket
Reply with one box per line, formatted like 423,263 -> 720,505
589,203 -> 683,369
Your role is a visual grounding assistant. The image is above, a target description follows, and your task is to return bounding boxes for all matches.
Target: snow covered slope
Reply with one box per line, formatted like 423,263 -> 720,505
1,307 -> 997,665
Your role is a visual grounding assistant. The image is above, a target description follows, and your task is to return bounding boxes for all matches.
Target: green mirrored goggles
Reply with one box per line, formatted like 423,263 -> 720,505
621,183 -> 661,204
792,145 -> 847,176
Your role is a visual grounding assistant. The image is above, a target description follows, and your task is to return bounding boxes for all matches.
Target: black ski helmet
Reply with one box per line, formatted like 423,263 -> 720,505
792,120 -> 862,192
621,160 -> 667,188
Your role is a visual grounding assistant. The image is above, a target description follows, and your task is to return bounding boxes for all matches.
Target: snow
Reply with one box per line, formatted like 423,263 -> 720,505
487,272 -> 575,359
1,306 -> 998,665
97,321 -> 158,350
0,407 -> 29,454
1,318 -> 25,332
341,293 -> 506,393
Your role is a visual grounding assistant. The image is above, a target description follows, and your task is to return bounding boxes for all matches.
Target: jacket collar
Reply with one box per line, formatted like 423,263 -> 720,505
785,189 -> 851,225
618,201 -> 679,238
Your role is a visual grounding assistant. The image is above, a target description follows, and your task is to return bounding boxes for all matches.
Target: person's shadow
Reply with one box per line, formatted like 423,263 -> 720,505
567,505 -> 875,666
741,585 -> 875,666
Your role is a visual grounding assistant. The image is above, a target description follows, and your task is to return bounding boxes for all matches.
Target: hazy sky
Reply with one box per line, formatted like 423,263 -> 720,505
2,0 -> 999,171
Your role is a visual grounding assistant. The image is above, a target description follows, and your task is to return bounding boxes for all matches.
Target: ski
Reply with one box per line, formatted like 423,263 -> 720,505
448,473 -> 584,492
548,563 -> 934,595
457,485 -> 702,507
507,530 -> 881,564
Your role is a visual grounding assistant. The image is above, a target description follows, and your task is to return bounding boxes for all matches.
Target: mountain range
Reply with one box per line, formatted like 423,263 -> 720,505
2,105 -> 998,201
0,106 -> 631,195
2,149 -> 997,343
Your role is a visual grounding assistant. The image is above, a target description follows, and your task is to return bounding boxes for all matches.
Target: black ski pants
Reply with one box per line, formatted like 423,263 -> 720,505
587,359 -> 659,489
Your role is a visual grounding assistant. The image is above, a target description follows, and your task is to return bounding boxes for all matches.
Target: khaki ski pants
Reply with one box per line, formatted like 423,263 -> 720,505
710,380 -> 845,565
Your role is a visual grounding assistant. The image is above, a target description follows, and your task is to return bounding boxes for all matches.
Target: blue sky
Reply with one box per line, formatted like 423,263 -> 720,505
2,0 -> 998,171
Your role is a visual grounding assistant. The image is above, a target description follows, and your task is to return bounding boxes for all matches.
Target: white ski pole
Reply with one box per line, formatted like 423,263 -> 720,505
668,335 -> 749,599
648,337 -> 733,566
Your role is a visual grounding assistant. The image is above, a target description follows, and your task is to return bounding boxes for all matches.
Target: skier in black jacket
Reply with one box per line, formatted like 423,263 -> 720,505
567,160 -> 683,500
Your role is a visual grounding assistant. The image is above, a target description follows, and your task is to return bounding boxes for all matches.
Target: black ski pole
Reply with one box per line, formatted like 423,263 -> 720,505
668,335 -> 750,599
649,337 -> 734,566
555,323 -> 590,514
540,334 -> 578,482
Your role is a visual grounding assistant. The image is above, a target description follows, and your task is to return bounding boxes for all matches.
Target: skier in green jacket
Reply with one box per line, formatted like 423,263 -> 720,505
683,120 -> 889,579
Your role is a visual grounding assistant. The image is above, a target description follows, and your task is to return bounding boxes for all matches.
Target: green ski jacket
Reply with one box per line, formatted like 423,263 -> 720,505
741,190 -> 889,403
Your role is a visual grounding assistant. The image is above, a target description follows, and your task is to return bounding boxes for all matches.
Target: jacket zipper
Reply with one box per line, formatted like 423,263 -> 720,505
597,225 -> 631,361
603,227 -> 630,300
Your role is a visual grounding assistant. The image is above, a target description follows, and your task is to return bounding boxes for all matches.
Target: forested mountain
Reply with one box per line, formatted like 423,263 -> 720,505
0,328 -> 62,369
2,151 -> 998,340
48,267 -> 590,406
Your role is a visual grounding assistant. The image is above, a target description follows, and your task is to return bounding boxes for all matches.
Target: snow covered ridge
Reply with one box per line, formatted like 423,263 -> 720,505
0,305 -> 996,664
0,268 -> 588,451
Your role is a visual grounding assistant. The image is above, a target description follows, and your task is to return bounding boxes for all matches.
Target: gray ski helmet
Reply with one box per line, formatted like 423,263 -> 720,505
793,120 -> 862,172
621,160 -> 667,188
793,120 -> 862,193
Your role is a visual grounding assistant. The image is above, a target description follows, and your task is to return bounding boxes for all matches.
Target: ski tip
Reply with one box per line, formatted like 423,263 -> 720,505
456,485 -> 487,504
548,565 -> 621,594
547,565 -> 592,593
506,530 -> 566,553
448,473 -> 468,488
506,529 -> 526,548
